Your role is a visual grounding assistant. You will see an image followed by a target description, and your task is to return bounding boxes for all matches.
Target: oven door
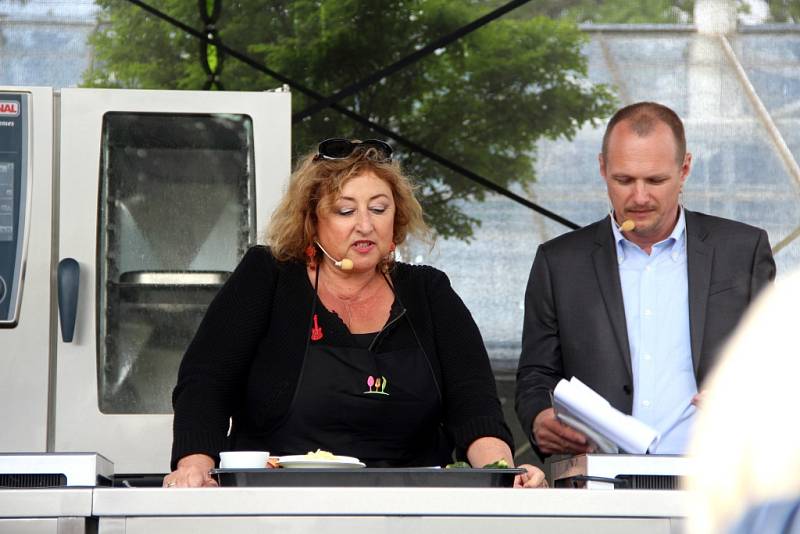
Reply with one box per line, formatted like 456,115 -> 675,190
54,88 -> 290,474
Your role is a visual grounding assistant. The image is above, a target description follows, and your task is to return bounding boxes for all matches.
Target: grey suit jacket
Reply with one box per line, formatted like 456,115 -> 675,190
515,210 -> 776,447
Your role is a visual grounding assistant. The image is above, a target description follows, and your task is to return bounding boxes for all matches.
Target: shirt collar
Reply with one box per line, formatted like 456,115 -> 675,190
611,207 -> 686,263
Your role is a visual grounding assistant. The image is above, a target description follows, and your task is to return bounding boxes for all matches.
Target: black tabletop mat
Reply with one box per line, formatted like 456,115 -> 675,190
212,467 -> 523,488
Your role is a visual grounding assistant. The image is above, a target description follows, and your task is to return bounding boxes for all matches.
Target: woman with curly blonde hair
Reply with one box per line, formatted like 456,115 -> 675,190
165,139 -> 544,489
267,140 -> 427,266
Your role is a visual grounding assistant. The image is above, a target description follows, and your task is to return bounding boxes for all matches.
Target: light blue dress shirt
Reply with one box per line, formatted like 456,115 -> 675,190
611,208 -> 697,454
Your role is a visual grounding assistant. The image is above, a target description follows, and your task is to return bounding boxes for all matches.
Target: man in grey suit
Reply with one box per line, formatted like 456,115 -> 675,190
515,102 -> 776,457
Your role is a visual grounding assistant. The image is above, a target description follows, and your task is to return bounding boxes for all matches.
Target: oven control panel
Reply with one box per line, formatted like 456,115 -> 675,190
0,92 -> 29,326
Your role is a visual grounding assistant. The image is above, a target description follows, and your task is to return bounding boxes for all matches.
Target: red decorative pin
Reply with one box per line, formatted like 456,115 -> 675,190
311,314 -> 323,341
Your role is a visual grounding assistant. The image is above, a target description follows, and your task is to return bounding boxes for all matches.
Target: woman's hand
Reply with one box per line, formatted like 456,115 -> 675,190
163,453 -> 218,488
465,437 -> 548,489
513,464 -> 548,489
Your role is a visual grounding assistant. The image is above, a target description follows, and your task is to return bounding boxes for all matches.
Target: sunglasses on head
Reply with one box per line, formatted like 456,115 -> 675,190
314,138 -> 393,163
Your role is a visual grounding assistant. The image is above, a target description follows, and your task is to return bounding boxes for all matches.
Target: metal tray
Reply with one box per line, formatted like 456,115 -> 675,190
212,467 -> 523,488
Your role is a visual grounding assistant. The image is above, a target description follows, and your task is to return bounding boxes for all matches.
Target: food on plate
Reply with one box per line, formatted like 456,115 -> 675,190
267,457 -> 281,469
445,461 -> 470,469
305,449 -> 336,459
276,450 -> 365,468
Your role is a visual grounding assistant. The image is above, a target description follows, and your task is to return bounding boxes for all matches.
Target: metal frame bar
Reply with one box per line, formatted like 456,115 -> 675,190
719,33 -> 800,254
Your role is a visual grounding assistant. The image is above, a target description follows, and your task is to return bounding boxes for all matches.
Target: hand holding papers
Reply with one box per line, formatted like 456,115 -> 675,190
553,377 -> 659,454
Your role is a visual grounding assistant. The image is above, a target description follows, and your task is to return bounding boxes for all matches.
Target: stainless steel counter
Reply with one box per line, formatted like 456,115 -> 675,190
92,487 -> 690,534
0,488 -> 94,534
0,486 -> 690,533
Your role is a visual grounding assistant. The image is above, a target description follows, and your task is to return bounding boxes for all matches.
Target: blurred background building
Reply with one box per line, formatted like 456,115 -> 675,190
0,0 -> 98,87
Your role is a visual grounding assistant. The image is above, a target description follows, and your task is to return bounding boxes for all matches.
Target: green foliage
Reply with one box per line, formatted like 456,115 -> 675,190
564,0 -> 693,23
766,0 -> 800,22
85,0 -> 615,239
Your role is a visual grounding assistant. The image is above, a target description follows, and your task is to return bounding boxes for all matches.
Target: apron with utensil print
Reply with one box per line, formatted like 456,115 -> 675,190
264,272 -> 447,467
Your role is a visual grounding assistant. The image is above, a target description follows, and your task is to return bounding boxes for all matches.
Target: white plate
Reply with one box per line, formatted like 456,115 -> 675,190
278,455 -> 366,468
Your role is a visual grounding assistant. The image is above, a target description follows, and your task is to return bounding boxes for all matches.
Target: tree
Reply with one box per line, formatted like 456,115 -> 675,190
766,0 -> 800,22
85,0 -> 615,239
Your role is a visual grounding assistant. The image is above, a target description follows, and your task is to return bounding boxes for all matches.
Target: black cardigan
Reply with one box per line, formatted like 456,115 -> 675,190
171,246 -> 513,469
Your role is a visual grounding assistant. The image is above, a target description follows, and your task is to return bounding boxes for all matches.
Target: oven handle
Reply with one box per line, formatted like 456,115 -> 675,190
57,258 -> 80,343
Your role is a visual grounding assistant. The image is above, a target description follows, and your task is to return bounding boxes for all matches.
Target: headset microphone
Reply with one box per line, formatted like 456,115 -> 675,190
314,241 -> 354,271
620,219 -> 636,232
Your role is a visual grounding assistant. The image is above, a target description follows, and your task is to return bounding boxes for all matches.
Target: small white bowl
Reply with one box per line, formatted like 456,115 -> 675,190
219,450 -> 269,469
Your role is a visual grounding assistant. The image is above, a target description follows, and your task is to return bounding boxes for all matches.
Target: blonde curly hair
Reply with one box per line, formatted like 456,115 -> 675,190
267,145 -> 428,264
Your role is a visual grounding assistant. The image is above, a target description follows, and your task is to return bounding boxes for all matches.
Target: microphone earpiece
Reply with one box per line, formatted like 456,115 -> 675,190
314,241 -> 354,271
620,219 -> 636,232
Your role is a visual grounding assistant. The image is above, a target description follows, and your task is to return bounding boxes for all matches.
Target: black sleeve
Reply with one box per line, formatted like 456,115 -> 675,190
750,228 -> 776,299
170,246 -> 276,469
515,245 -> 564,452
425,269 -> 514,458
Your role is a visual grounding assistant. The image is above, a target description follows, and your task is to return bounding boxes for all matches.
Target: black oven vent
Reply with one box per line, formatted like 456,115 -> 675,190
617,474 -> 679,490
0,473 -> 67,488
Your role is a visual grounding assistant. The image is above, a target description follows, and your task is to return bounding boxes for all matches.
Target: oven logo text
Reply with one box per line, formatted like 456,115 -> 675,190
0,102 -> 20,116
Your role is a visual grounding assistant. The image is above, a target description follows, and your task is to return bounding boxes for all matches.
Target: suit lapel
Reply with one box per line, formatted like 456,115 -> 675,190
685,210 -> 713,373
592,217 -> 633,380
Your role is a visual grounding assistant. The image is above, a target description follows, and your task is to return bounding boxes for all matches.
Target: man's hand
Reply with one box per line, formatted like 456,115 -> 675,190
533,408 -> 593,455
691,390 -> 707,408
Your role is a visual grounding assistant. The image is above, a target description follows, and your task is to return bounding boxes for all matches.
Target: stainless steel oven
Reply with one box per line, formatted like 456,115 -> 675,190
0,87 -> 291,475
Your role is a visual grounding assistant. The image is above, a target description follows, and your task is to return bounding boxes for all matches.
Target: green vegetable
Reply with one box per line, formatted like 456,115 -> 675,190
445,458 -> 510,469
482,459 -> 510,469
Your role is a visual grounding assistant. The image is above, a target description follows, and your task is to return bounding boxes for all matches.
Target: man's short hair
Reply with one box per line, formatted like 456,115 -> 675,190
601,102 -> 686,164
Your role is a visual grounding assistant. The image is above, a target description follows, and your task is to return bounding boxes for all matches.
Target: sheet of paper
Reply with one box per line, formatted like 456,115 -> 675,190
556,410 -> 619,454
553,377 -> 659,454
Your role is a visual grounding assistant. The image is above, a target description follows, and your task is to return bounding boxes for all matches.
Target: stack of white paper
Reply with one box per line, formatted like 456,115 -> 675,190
553,377 -> 659,454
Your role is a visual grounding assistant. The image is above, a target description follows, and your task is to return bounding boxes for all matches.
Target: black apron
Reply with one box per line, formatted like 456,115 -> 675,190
263,269 -> 447,467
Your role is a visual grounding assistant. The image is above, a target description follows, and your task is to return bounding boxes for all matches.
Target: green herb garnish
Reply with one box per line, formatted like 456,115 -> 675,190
482,458 -> 509,469
445,459 -> 510,469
